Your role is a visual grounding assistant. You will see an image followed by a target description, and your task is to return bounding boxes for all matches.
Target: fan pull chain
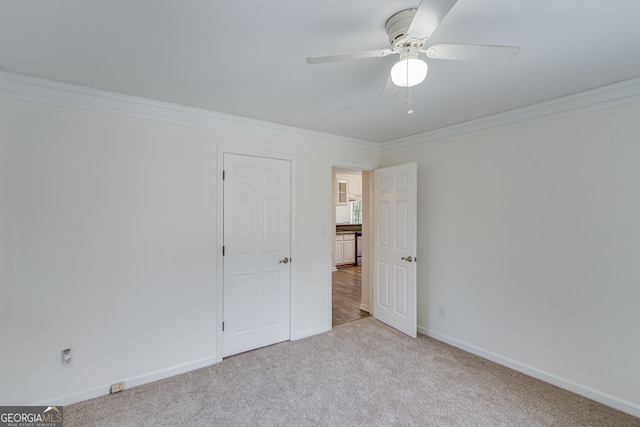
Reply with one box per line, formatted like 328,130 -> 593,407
405,86 -> 414,114
405,57 -> 414,114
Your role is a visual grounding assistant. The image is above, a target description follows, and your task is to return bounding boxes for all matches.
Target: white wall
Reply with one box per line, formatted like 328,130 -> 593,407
0,96 -> 379,405
335,205 -> 351,224
0,114 -> 7,321
3,73 -> 639,417
382,100 -> 640,415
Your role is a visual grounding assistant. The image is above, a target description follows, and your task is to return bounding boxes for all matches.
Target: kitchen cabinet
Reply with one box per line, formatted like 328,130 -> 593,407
343,234 -> 356,264
335,233 -> 356,265
336,174 -> 361,203
337,180 -> 347,205
347,176 -> 361,199
335,237 -> 343,264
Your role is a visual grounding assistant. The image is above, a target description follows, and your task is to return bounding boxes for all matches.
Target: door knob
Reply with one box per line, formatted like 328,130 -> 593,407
279,257 -> 289,264
401,256 -> 413,262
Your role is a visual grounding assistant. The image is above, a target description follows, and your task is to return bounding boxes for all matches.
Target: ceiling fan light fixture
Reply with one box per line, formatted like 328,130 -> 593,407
391,57 -> 428,88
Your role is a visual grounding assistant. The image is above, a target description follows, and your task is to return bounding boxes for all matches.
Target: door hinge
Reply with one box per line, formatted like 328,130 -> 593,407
222,246 -> 225,256
222,170 -> 225,180
222,321 -> 225,332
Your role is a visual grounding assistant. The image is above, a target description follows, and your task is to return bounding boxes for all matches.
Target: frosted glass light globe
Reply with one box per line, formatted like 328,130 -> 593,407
390,58 -> 428,87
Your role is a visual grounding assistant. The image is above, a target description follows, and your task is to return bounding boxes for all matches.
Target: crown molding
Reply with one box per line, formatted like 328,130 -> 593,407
381,77 -> 640,153
0,71 -> 380,154
4,71 -> 640,155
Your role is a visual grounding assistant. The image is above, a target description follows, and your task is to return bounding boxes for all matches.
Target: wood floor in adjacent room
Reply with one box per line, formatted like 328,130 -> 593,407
332,265 -> 370,326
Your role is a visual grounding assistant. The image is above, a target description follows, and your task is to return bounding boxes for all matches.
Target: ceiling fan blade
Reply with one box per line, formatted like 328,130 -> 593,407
381,72 -> 400,98
423,44 -> 520,61
306,49 -> 393,64
407,0 -> 459,40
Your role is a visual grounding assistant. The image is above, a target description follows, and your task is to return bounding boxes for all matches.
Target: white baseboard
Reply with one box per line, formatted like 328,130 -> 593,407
418,325 -> 640,418
32,356 -> 219,407
359,303 -> 370,313
38,326 -> 329,406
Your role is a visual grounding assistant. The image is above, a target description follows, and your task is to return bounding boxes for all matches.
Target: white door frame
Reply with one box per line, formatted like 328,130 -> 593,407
327,160 -> 378,329
217,146 -> 296,361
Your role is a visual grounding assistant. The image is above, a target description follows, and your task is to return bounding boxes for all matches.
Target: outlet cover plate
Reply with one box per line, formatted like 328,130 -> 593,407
110,381 -> 125,394
438,306 -> 446,319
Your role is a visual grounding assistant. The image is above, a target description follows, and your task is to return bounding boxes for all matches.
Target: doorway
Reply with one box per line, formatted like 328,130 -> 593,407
330,162 -> 418,338
331,166 -> 371,326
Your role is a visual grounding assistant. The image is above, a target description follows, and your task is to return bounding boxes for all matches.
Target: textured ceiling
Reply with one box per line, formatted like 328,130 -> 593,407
2,0 -> 640,142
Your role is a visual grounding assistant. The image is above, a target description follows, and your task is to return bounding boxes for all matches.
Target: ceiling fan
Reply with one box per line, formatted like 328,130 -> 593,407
306,0 -> 519,98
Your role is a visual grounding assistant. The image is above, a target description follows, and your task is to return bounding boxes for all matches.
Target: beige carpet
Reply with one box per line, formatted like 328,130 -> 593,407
66,318 -> 639,426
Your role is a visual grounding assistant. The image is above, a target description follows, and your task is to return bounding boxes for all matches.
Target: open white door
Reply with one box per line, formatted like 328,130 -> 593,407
223,153 -> 291,357
372,163 -> 417,338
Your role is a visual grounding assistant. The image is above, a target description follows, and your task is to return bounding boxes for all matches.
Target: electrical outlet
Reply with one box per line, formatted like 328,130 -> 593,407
61,349 -> 72,369
438,306 -> 446,319
110,381 -> 125,394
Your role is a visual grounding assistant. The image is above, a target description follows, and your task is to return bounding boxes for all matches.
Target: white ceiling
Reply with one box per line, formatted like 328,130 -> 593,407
2,0 -> 640,143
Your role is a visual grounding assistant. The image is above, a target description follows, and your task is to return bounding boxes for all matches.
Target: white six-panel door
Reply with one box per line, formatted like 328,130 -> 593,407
372,163 -> 417,338
223,153 -> 291,357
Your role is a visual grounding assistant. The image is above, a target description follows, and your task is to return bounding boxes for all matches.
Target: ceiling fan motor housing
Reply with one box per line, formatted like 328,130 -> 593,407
385,9 -> 425,51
